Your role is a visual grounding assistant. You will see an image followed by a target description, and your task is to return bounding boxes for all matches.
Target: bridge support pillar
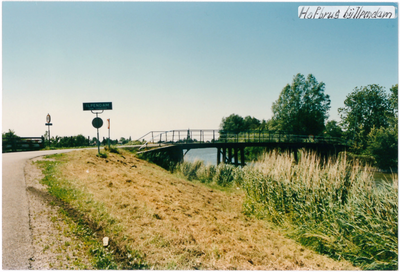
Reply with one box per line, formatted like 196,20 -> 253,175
240,147 -> 245,167
217,146 -> 246,167
293,148 -> 298,162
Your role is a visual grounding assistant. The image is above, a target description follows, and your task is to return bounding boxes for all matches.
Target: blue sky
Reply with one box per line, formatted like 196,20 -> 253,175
2,1 -> 398,140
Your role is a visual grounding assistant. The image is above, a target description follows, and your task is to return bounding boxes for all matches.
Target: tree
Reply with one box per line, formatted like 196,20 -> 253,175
365,125 -> 398,170
272,73 -> 331,135
324,120 -> 343,138
219,114 -> 246,133
243,116 -> 261,130
389,84 -> 398,124
2,129 -> 19,139
75,134 -> 88,146
338,84 -> 391,151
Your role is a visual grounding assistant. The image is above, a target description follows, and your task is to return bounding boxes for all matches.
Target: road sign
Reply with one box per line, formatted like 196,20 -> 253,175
92,117 -> 103,129
83,102 -> 112,111
46,114 -> 51,123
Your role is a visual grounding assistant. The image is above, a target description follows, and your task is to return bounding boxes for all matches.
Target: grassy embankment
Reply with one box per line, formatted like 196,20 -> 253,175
177,151 -> 398,270
35,148 -> 357,270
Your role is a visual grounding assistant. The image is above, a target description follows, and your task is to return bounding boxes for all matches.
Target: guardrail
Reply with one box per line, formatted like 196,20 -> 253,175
2,137 -> 45,153
137,129 -> 349,150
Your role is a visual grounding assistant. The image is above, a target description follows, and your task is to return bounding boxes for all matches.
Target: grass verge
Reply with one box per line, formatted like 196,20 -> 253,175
35,153 -> 148,269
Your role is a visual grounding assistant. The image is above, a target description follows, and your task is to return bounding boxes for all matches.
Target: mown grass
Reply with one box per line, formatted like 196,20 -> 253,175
35,149 -> 356,270
175,151 -> 398,270
35,153 -> 148,269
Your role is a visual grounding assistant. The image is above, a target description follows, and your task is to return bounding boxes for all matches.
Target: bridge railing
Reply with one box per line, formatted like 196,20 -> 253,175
137,129 -> 348,149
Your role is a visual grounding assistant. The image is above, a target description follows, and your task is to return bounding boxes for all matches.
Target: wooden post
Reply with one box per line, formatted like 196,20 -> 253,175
234,148 -> 238,166
293,148 -> 298,162
241,147 -> 245,167
217,147 -> 221,165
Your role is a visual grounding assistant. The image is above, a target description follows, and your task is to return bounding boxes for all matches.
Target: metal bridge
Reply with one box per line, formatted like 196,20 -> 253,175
137,129 -> 349,166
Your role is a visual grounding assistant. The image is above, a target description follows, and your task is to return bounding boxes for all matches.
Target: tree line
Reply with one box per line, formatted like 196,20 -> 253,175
220,73 -> 398,170
2,130 -> 134,149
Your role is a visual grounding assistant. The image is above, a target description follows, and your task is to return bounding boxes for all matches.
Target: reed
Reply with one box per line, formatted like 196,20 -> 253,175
176,161 -> 240,187
242,150 -> 398,270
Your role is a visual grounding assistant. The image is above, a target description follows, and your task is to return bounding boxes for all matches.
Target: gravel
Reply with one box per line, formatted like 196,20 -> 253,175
25,157 -> 94,270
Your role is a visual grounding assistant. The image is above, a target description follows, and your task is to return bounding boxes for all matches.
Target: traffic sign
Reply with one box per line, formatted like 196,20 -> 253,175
92,117 -> 103,129
83,102 -> 112,111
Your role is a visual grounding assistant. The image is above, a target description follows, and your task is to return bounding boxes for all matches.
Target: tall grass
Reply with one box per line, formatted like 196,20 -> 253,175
176,160 -> 241,187
242,151 -> 398,270
176,152 -> 398,270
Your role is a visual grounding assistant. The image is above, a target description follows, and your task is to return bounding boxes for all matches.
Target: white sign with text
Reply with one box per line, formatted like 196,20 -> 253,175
299,6 -> 397,19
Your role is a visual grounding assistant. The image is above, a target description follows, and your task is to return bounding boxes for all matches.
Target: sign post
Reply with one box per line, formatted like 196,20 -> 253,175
107,119 -> 111,149
45,113 -> 53,147
83,102 -> 112,155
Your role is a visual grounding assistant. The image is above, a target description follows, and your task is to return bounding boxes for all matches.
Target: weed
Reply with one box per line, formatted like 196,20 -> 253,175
104,145 -> 120,154
97,152 -> 108,159
44,153 -> 64,159
43,245 -> 50,252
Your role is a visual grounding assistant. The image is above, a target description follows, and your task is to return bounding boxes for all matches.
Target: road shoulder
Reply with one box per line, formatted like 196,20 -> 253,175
25,157 -> 94,269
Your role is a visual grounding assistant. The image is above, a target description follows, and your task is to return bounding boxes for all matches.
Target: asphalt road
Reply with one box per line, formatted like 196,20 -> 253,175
2,149 -> 79,270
